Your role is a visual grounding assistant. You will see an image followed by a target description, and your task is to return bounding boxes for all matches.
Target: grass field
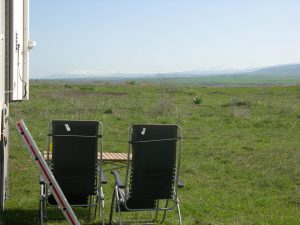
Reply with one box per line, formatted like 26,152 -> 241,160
1,80 -> 300,225
168,74 -> 300,85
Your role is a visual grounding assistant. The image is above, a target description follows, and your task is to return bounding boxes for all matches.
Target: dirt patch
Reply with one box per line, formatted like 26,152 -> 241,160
207,90 -> 232,95
221,99 -> 251,107
50,90 -> 127,98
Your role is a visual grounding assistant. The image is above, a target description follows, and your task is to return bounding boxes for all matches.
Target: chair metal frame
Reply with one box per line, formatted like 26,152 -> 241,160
39,120 -> 106,225
109,124 -> 183,225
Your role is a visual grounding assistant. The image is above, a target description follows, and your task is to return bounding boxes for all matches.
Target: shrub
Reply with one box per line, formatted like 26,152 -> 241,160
152,98 -> 173,116
80,86 -> 95,91
104,108 -> 113,114
64,83 -> 72,88
151,81 -> 177,116
193,97 -> 202,105
126,80 -> 136,85
221,98 -> 250,107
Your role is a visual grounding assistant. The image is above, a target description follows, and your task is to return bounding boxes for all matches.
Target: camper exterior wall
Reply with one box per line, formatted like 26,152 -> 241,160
0,0 -> 8,211
10,0 -> 29,101
23,0 -> 29,100
0,0 -> 30,211
0,0 -> 5,134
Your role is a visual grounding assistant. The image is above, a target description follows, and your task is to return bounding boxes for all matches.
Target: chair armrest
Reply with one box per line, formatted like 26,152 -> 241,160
178,178 -> 184,188
100,170 -> 107,184
111,170 -> 125,188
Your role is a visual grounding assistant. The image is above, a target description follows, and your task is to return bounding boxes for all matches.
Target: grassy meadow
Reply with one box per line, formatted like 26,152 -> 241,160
1,80 -> 300,225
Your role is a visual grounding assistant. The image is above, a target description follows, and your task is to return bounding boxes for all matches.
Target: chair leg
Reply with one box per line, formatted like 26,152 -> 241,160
101,199 -> 105,225
109,188 -> 116,224
100,187 -> 105,225
159,199 -> 169,224
115,187 -> 123,225
176,199 -> 182,225
95,194 -> 99,220
88,196 -> 93,221
116,199 -> 123,224
39,184 -> 45,225
153,200 -> 159,223
39,198 -> 44,225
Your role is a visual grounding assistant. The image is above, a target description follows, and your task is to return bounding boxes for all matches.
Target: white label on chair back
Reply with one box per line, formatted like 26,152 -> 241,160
141,128 -> 146,135
65,124 -> 71,132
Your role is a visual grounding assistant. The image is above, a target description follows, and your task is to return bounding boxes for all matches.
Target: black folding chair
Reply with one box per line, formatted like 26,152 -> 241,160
109,124 -> 184,225
40,120 -> 107,225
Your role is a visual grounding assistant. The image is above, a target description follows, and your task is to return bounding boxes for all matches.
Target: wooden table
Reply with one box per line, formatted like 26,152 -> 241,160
43,151 -> 131,163
100,152 -> 131,162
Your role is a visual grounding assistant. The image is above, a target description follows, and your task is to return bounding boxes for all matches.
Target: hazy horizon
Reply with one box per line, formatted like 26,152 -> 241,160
29,62 -> 300,80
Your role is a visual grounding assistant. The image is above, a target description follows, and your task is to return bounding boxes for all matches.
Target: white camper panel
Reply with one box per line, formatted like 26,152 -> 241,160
10,0 -> 29,101
0,0 -> 7,211
0,105 -> 8,211
0,0 -> 5,134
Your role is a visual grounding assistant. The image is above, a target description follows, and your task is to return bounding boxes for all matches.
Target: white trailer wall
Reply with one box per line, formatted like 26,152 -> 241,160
0,0 -> 7,211
0,0 -> 5,132
0,0 -> 30,211
10,0 -> 29,101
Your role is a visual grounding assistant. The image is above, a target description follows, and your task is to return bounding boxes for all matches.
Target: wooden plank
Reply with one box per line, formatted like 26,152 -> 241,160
44,151 -> 130,162
112,153 -> 121,160
43,151 -> 52,160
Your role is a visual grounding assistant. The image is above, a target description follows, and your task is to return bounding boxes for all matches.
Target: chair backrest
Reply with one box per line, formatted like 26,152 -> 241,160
128,124 -> 180,200
50,120 -> 100,199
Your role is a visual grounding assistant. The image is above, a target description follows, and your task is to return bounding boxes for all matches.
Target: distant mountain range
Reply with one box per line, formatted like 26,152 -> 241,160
155,63 -> 300,77
248,63 -> 300,76
35,63 -> 300,79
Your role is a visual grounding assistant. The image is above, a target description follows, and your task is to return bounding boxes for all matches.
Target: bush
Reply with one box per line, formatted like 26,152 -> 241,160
193,97 -> 202,105
64,83 -> 72,88
104,108 -> 113,114
80,86 -> 95,91
126,80 -> 136,85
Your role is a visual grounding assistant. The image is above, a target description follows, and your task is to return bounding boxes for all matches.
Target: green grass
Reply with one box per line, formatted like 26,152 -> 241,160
158,74 -> 300,85
1,80 -> 300,224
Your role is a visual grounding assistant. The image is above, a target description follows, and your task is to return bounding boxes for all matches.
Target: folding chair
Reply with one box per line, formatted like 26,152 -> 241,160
40,120 -> 107,225
109,124 -> 184,225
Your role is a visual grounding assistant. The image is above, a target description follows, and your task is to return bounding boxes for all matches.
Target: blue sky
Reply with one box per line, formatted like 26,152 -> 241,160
30,0 -> 300,77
